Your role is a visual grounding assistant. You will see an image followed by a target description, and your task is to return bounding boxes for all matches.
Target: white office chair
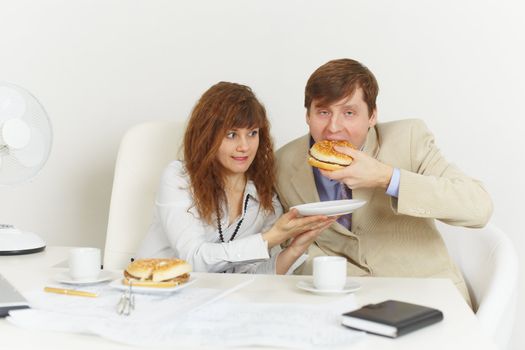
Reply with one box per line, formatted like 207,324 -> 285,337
103,120 -> 184,270
438,221 -> 518,350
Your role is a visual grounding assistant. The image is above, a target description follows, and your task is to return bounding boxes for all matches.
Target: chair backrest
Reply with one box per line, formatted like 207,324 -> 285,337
438,221 -> 518,350
103,120 -> 185,270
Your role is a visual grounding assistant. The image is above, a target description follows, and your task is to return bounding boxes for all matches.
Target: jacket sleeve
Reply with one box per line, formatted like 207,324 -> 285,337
391,119 -> 493,228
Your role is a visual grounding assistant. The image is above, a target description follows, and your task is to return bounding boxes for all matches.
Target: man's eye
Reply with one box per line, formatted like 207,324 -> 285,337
319,110 -> 329,116
345,111 -> 354,116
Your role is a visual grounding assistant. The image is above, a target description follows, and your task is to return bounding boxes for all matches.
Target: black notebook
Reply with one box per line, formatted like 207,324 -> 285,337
341,300 -> 443,338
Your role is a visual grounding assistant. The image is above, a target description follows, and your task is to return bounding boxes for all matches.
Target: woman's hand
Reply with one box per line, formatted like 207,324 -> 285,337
287,219 -> 335,254
262,209 -> 334,248
274,219 -> 335,274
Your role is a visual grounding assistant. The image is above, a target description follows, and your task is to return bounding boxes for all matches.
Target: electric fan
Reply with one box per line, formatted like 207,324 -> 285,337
0,82 -> 52,255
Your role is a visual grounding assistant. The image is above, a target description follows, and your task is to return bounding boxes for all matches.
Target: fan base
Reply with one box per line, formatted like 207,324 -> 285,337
0,229 -> 47,255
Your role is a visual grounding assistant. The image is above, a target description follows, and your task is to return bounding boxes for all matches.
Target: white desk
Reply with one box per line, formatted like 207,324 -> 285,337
0,246 -> 498,350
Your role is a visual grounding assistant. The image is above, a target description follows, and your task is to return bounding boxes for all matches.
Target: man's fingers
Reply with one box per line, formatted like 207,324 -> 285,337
334,145 -> 360,157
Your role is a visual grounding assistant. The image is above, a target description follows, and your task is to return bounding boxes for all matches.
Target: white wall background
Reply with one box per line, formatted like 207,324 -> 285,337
1,0 -> 523,348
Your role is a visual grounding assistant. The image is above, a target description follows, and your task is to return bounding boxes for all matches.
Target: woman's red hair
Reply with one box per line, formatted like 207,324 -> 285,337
183,82 -> 276,224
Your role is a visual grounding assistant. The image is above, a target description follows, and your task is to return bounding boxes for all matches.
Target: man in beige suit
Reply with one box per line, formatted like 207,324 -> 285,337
275,58 -> 493,306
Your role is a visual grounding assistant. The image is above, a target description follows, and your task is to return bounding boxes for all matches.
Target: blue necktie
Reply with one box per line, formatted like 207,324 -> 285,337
337,182 -> 352,230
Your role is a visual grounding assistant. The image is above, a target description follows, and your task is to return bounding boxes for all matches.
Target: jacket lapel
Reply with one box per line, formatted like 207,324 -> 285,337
363,125 -> 380,160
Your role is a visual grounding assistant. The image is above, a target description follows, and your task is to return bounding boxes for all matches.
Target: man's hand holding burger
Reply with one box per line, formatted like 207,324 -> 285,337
309,140 -> 394,190
323,145 -> 393,189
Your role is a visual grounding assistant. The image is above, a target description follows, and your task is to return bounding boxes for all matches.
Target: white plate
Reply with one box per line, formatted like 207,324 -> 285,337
53,270 -> 115,285
291,199 -> 366,216
108,276 -> 197,294
296,280 -> 361,295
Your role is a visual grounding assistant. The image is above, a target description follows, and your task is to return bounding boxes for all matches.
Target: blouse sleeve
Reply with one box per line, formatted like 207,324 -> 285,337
155,162 -> 272,273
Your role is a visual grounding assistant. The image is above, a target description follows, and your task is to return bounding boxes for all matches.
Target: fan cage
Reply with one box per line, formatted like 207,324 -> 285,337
0,82 -> 52,186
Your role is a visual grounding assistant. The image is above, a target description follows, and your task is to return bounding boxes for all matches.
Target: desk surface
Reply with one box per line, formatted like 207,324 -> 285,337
0,246 -> 498,350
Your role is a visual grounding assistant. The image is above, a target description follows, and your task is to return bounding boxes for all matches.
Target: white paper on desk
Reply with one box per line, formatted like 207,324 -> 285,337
9,285 -> 222,325
162,299 -> 363,349
7,285 -> 363,349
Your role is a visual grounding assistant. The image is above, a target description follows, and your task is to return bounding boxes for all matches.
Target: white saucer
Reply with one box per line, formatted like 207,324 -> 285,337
53,270 -> 115,285
108,276 -> 197,294
291,199 -> 366,216
296,280 -> 361,295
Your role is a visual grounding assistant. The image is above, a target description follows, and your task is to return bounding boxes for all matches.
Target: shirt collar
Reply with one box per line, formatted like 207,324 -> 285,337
244,179 -> 259,202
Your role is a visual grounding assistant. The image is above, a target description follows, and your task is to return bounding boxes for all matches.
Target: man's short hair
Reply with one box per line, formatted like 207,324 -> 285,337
305,58 -> 379,116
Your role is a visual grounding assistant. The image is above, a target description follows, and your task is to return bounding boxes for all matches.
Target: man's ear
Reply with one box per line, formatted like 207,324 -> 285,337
369,108 -> 378,128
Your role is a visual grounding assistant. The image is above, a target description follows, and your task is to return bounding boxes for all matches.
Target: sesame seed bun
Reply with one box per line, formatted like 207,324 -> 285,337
308,140 -> 355,171
123,258 -> 191,288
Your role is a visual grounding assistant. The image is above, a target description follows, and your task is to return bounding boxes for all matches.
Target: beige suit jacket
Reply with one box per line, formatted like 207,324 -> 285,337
275,119 -> 493,305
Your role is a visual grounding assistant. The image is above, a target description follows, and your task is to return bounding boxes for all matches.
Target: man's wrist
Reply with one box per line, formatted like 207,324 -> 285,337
380,165 -> 394,189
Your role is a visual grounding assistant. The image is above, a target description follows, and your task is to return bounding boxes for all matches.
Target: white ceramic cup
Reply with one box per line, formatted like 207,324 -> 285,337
313,256 -> 347,291
69,247 -> 101,280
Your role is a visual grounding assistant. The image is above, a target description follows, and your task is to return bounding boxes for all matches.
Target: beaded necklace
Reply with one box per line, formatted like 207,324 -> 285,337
217,195 -> 250,243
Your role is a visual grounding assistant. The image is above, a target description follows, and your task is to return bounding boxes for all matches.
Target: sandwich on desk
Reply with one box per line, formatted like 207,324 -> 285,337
124,258 -> 191,287
341,300 -> 443,338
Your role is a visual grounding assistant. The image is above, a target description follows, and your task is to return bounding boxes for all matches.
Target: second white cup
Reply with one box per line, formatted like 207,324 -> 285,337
69,247 -> 101,280
313,256 -> 347,291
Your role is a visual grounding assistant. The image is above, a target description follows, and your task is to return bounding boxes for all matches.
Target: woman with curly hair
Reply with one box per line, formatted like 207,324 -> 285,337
137,82 -> 334,274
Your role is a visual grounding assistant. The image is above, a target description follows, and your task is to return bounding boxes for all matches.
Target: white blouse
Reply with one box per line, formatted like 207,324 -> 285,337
136,160 -> 298,274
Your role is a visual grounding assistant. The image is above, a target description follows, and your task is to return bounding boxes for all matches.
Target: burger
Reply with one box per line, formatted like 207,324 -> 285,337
123,258 -> 192,288
308,140 -> 356,171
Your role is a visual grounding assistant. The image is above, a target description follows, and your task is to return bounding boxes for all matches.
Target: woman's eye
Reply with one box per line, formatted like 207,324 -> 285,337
249,130 -> 259,137
226,132 -> 236,139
